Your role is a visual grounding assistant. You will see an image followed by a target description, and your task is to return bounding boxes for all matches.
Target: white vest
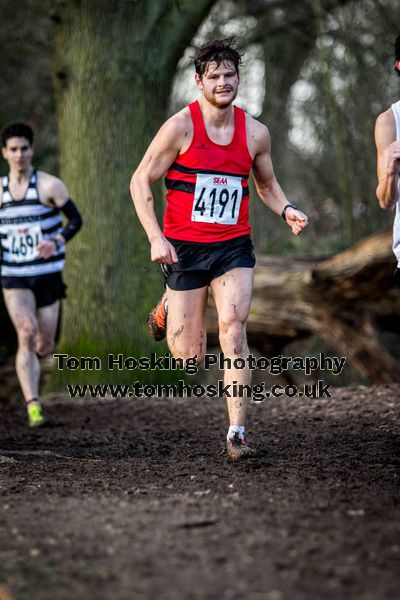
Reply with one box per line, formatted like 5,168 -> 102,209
391,100 -> 400,265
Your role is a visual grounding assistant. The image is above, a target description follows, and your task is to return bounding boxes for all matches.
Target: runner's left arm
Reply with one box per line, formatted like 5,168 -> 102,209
37,174 -> 82,259
375,109 -> 400,210
251,122 -> 308,236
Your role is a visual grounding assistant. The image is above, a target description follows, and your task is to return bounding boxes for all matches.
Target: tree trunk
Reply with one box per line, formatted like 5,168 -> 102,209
51,0 -> 215,383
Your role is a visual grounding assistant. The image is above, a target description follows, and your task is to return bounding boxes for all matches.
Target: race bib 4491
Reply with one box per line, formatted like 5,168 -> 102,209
7,223 -> 43,263
192,173 -> 243,224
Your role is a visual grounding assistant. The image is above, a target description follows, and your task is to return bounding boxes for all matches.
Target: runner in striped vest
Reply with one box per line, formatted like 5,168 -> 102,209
0,122 -> 82,426
1,169 -> 66,277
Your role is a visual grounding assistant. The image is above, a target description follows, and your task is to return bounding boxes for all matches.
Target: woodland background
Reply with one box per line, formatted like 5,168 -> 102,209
0,0 -> 399,387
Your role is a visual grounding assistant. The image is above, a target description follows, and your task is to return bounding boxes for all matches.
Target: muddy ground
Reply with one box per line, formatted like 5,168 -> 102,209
0,385 -> 399,600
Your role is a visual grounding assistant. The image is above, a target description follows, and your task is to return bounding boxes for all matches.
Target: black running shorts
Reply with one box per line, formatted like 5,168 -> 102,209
1,272 -> 67,308
162,235 -> 256,291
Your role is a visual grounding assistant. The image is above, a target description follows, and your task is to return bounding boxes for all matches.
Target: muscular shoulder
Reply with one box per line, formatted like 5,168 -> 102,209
169,106 -> 192,130
375,108 -> 396,135
375,108 -> 396,148
37,170 -> 69,207
158,107 -> 193,150
376,107 -> 395,126
245,113 -> 271,159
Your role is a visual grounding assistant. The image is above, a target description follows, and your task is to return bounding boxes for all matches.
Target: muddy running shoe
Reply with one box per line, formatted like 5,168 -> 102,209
227,433 -> 256,461
147,293 -> 168,341
27,401 -> 47,428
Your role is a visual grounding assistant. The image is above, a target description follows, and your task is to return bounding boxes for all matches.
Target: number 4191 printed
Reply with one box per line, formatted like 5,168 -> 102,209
192,173 -> 243,225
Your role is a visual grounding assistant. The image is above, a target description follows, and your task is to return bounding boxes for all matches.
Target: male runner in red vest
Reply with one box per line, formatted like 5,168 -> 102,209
130,38 -> 308,460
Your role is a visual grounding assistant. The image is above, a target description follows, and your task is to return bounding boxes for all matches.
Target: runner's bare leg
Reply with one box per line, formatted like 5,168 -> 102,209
166,286 -> 208,364
210,267 -> 253,426
36,301 -> 59,357
3,288 -> 40,401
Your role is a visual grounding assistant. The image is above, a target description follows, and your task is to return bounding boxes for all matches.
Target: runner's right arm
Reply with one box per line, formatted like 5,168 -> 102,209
375,109 -> 400,209
130,114 -> 189,264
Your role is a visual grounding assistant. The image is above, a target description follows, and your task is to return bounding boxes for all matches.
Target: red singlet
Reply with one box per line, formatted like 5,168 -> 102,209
163,101 -> 253,242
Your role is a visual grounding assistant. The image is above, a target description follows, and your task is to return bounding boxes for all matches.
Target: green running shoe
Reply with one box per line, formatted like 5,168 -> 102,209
27,402 -> 46,428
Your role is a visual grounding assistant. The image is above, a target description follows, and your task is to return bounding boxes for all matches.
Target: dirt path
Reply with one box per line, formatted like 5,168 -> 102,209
0,386 -> 399,600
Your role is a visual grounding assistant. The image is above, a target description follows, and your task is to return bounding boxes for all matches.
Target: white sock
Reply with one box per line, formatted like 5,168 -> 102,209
227,425 -> 245,440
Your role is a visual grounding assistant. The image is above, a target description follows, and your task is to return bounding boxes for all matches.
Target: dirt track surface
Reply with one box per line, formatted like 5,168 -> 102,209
0,386 -> 399,600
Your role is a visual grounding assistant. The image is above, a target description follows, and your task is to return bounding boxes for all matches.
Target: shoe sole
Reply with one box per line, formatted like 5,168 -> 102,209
147,306 -> 167,341
147,312 -> 166,341
29,419 -> 47,428
227,447 -> 257,461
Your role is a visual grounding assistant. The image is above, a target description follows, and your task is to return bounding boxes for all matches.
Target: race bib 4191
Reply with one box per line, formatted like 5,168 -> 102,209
192,173 -> 243,225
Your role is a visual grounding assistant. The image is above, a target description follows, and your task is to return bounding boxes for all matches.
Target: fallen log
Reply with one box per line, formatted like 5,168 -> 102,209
206,228 -> 400,383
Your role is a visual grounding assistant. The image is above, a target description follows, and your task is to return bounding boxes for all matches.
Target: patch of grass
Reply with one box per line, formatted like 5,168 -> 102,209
19,563 -> 57,588
47,338 -> 187,390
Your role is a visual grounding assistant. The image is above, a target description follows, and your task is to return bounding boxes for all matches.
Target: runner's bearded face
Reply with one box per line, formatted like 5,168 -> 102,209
196,61 -> 239,109
1,137 -> 34,174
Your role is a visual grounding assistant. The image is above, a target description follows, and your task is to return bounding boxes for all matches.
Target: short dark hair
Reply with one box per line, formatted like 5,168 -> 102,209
395,34 -> 400,76
194,37 -> 243,78
1,122 -> 34,147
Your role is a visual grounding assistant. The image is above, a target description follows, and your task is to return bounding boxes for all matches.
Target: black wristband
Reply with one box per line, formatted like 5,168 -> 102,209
60,198 -> 83,242
281,203 -> 297,221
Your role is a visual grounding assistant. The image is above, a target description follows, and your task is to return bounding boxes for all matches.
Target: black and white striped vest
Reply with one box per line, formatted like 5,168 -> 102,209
0,170 -> 65,277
